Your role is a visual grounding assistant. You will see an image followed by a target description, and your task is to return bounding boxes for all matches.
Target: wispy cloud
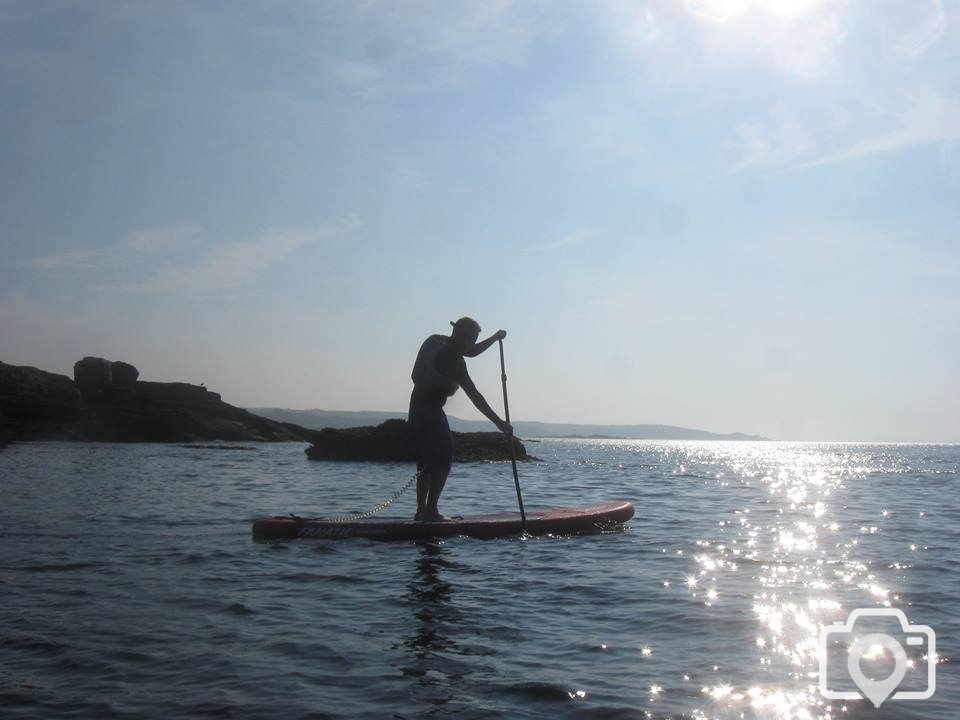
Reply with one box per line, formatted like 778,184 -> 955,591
797,90 -> 960,169
598,1 -> 955,179
26,248 -> 102,272
528,228 -> 597,252
121,217 -> 361,294
735,106 -> 815,169
26,223 -> 202,272
24,217 -> 362,295
892,0 -> 946,56
327,60 -> 387,97
127,223 -> 202,253
390,162 -> 432,191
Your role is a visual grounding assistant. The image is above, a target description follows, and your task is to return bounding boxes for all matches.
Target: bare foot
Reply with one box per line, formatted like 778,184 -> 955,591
421,512 -> 455,522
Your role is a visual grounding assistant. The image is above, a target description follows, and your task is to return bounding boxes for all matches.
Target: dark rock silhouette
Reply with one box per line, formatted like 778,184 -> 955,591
1,362 -> 83,442
73,357 -> 140,397
0,359 -> 528,463
111,361 -> 139,388
1,359 -> 321,444
73,356 -> 112,400
304,418 -> 530,463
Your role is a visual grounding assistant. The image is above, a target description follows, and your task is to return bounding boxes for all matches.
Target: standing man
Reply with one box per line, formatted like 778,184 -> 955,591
409,317 -> 512,521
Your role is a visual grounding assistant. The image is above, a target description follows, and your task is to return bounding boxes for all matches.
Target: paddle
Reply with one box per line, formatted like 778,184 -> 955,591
498,339 -> 527,529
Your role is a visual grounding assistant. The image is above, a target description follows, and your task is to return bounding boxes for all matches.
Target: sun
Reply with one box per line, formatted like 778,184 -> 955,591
686,0 -> 830,23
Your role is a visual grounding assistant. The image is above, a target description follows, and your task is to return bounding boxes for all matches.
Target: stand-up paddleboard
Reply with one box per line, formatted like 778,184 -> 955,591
252,500 -> 634,541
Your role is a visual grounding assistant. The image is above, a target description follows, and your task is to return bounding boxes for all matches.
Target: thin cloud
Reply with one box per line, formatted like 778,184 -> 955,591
23,217 -> 362,295
892,0 -> 946,56
121,217 -> 361,294
25,222 -> 202,272
25,248 -> 102,272
327,60 -> 387,97
735,106 -> 815,169
797,90 -> 960,169
127,223 -> 202,253
528,228 -> 597,252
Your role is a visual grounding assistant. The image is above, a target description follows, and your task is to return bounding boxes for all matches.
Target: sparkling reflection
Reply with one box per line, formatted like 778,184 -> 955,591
665,442 -> 951,719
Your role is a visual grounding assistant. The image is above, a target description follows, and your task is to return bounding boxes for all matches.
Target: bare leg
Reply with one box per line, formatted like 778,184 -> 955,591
415,466 -> 429,521
425,467 -> 450,520
413,467 -> 452,522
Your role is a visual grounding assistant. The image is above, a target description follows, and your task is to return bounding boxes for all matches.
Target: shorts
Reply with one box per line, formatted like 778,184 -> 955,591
408,402 -> 453,474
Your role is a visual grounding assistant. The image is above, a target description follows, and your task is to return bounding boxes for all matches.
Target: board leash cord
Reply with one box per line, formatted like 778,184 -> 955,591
296,471 -> 420,524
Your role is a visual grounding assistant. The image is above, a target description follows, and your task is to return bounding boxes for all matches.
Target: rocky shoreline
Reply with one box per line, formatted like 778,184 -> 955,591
0,358 -> 314,444
0,358 -> 527,462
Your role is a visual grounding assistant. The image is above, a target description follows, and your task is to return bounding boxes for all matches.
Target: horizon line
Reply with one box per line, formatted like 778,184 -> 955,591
245,407 -> 960,444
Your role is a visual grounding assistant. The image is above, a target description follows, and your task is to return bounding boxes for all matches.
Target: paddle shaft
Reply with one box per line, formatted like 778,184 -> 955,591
498,339 -> 526,527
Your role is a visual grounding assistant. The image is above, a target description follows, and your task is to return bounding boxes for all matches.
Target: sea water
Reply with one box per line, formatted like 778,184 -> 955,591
1,440 -> 957,719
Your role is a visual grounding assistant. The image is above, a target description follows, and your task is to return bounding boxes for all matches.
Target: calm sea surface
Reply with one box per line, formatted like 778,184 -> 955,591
1,440 -> 957,719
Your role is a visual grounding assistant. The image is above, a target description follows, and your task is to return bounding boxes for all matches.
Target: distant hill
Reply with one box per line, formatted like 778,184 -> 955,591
247,408 -> 768,441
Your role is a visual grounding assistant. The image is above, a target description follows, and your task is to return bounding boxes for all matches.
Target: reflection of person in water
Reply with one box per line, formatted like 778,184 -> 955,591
405,542 -> 457,655
400,542 -> 499,713
408,317 -> 512,522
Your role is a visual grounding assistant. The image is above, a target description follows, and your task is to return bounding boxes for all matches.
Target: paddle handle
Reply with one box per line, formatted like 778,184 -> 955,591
499,339 -> 526,527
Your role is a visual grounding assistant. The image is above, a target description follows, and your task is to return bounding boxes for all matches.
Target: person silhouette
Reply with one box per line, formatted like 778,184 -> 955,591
408,317 -> 512,521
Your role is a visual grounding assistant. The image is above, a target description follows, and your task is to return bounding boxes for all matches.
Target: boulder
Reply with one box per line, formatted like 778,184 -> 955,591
111,361 -> 139,388
74,356 -> 112,400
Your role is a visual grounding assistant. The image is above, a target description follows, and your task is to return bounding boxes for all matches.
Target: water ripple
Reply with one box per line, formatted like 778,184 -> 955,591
0,440 -> 956,719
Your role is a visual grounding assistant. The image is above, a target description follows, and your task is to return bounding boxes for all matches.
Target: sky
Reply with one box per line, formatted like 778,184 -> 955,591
1,0 -> 958,442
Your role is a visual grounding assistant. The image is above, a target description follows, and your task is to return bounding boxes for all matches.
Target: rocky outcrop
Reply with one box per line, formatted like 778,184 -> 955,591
73,356 -> 141,398
73,356 -> 113,400
0,362 -> 83,443
111,361 -> 139,388
0,359 -> 321,444
304,418 -> 530,463
72,380 -> 310,443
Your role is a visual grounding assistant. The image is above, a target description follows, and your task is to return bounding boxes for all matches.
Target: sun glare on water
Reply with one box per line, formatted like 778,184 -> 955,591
669,443 -> 924,719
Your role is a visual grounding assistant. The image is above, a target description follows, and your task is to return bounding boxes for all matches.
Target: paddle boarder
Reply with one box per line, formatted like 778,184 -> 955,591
409,317 -> 512,521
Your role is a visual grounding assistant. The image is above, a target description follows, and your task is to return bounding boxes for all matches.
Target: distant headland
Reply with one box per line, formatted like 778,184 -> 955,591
249,408 -> 769,441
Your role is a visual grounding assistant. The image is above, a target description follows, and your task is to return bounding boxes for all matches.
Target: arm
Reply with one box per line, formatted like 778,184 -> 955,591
460,371 -> 512,434
462,329 -> 507,358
